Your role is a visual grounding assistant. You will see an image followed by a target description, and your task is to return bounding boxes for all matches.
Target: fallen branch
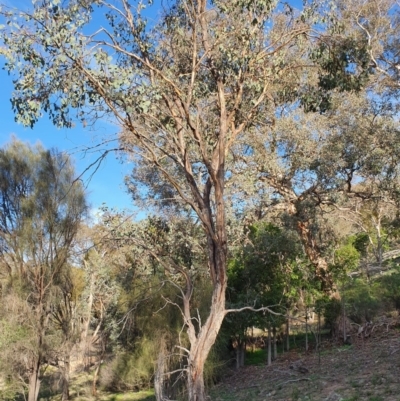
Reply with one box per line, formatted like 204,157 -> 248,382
236,384 -> 260,391
272,368 -> 297,376
277,378 -> 310,386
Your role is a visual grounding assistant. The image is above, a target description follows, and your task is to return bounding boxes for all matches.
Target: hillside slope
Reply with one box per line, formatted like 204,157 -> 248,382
212,320 -> 400,401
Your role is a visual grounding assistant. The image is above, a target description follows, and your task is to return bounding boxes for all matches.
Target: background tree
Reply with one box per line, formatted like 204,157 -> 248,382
225,222 -> 303,367
0,138 -> 87,401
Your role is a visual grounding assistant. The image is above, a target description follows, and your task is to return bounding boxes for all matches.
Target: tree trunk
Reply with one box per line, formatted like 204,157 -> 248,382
273,326 -> 277,361
342,291 -> 347,343
28,327 -> 44,401
28,362 -> 41,401
186,282 -> 226,401
235,341 -> 241,370
318,312 -> 321,348
305,308 -> 309,352
296,219 -> 340,299
92,335 -> 106,397
92,362 -> 100,397
235,339 -> 246,369
240,340 -> 246,368
286,317 -> 290,351
61,354 -> 70,401
82,260 -> 94,369
267,324 -> 272,366
154,336 -> 167,401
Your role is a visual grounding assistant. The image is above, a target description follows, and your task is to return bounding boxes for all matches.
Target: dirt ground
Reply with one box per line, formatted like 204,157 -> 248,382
211,324 -> 400,401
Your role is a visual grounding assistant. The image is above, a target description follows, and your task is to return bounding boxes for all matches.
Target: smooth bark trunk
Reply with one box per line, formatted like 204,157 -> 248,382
305,308 -> 309,352
92,335 -> 106,397
82,260 -> 94,369
267,324 -> 272,366
154,337 -> 167,401
273,326 -> 277,360
28,326 -> 45,401
235,339 -> 246,370
92,363 -> 100,397
61,354 -> 70,401
286,317 -> 290,351
28,363 -> 40,401
187,282 -> 226,401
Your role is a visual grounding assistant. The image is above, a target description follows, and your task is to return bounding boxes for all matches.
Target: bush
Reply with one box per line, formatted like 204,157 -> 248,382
343,279 -> 381,323
378,270 -> 400,310
322,298 -> 342,331
100,337 -> 157,391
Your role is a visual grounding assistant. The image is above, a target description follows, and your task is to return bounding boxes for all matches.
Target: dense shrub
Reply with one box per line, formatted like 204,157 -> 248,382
344,279 -> 384,323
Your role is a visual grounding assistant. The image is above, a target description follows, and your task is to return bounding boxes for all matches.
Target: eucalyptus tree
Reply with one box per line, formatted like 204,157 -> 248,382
0,0 -> 375,399
239,78 -> 400,297
0,139 -> 87,401
243,0 -> 400,300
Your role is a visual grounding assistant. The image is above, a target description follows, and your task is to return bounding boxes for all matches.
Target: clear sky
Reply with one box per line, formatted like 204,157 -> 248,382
0,66 -> 135,213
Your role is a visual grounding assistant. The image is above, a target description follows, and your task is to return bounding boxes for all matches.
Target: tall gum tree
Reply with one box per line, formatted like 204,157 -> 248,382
0,1 -> 374,399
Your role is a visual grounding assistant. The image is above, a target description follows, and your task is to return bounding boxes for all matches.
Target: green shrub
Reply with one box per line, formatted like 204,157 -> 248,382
344,279 -> 381,323
379,270 -> 400,310
101,337 -> 157,391
322,298 -> 342,330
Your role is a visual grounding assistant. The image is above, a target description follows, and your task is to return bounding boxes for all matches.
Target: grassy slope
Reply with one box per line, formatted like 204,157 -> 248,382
211,325 -> 400,401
